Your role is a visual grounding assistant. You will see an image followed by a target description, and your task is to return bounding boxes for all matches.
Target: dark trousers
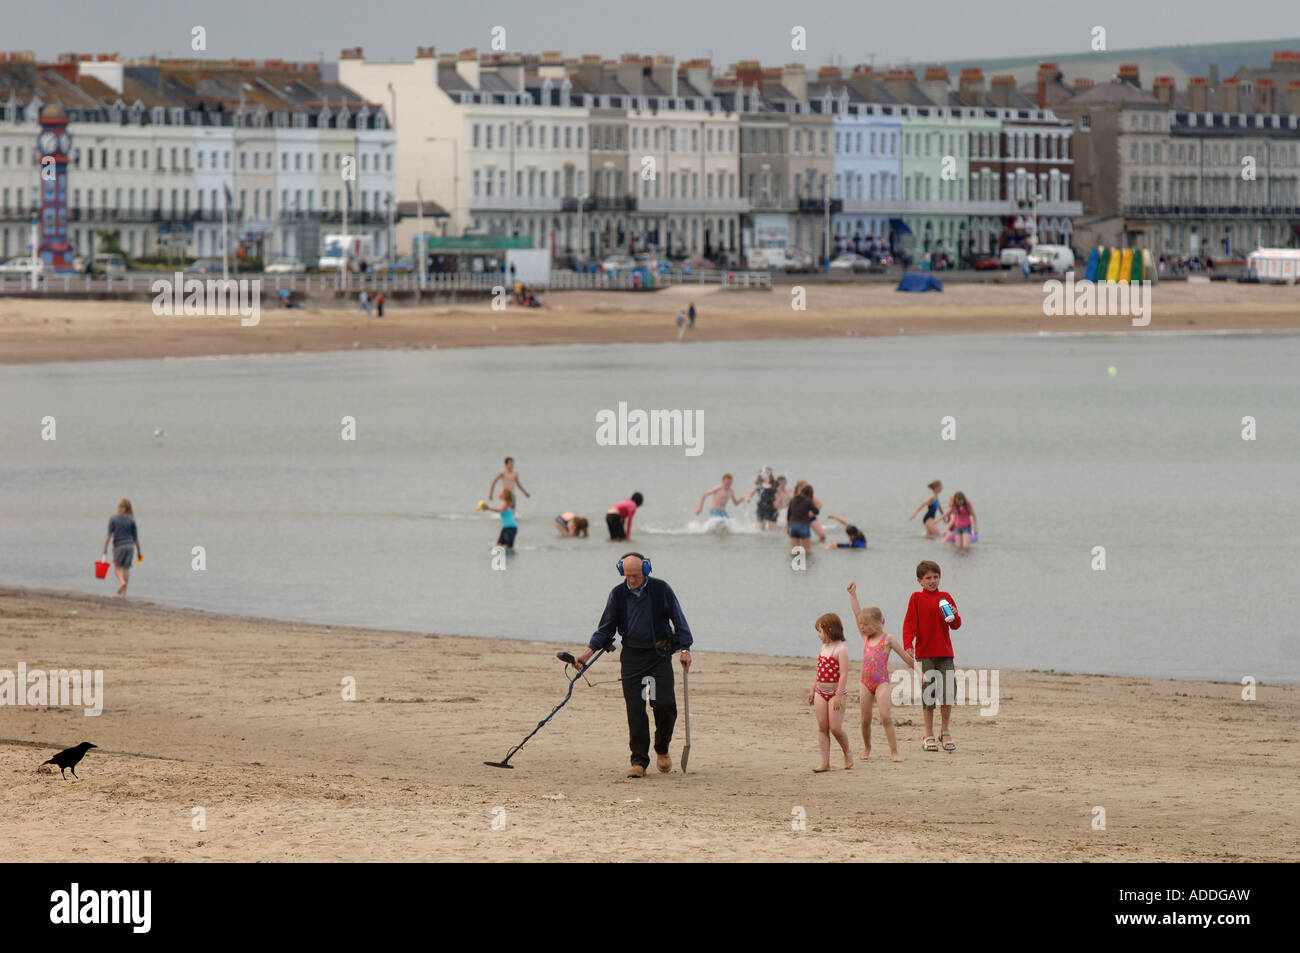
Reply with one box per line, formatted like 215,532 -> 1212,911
620,646 -> 677,767
606,512 -> 626,540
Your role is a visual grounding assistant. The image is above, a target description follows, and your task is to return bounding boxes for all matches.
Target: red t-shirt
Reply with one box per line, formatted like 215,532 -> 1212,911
902,588 -> 961,658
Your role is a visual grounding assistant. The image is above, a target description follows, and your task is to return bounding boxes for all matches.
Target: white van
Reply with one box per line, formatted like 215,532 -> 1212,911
91,253 -> 127,277
1028,244 -> 1075,274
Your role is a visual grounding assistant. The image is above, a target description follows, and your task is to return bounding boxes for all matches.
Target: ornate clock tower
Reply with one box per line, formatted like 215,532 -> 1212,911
36,102 -> 74,272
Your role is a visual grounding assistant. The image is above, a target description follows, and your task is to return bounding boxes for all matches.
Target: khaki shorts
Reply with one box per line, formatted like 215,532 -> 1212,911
920,657 -> 956,709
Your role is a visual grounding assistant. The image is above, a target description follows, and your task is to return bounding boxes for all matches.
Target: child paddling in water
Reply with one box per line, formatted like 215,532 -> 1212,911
948,491 -> 977,549
909,480 -> 946,537
486,490 -> 518,552
808,612 -> 853,772
847,581 -> 915,762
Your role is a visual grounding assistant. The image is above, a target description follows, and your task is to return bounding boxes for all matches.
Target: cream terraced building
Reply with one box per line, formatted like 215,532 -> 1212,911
341,47 -> 1086,266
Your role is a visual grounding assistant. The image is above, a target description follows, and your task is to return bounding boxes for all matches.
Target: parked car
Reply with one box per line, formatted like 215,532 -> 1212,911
90,252 -> 127,277
391,257 -> 415,274
186,257 -> 224,275
829,253 -> 872,273
971,253 -> 1001,271
0,256 -> 44,276
999,247 -> 1029,269
265,258 -> 307,274
600,256 -> 635,273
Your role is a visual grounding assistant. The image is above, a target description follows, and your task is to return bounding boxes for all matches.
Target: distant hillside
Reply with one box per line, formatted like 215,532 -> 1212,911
899,39 -> 1300,86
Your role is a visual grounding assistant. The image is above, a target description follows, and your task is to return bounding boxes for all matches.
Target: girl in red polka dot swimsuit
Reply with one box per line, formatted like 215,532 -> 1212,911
807,612 -> 853,773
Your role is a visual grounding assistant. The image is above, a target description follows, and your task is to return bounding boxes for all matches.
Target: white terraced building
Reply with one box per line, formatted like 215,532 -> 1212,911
0,53 -> 396,265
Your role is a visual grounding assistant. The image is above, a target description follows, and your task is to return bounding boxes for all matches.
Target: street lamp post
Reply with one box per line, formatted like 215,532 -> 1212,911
577,192 -> 588,264
824,185 -> 831,273
602,160 -> 615,256
415,179 -> 426,299
425,136 -> 460,238
385,192 -> 395,273
509,119 -> 533,240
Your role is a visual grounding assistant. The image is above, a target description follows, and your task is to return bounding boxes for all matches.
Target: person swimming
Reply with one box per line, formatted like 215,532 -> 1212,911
823,514 -> 867,549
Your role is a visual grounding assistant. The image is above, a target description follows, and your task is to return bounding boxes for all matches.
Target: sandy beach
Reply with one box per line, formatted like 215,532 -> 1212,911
2,587 -> 1295,862
1,281 -> 1298,364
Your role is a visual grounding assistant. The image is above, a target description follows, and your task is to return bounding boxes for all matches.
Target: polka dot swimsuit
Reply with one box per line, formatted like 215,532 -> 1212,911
816,651 -> 841,699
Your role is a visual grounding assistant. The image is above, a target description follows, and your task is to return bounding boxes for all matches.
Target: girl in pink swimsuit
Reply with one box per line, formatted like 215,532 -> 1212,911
949,492 -> 977,550
807,612 -> 852,773
847,581 -> 916,763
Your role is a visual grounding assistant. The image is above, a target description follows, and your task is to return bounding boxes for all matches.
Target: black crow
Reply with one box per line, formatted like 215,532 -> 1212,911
42,742 -> 97,779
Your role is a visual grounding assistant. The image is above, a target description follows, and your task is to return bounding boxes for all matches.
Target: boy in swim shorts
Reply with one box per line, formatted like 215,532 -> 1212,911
695,474 -> 744,522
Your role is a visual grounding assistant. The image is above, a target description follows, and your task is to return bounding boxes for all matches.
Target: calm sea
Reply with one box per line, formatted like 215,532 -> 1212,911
2,332 -> 1297,684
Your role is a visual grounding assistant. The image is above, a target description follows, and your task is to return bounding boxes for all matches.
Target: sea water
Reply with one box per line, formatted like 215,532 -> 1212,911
2,333 -> 1297,683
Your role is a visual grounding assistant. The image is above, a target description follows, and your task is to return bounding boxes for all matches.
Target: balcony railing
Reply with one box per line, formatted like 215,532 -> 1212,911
838,198 -> 1083,217
590,195 -> 638,211
798,198 -> 843,214
748,195 -> 793,211
62,208 -> 227,223
470,196 -> 565,211
637,196 -> 750,212
278,210 -> 394,224
1122,203 -> 1300,219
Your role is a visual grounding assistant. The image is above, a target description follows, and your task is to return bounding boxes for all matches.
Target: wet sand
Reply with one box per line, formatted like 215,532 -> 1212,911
2,588 -> 1296,862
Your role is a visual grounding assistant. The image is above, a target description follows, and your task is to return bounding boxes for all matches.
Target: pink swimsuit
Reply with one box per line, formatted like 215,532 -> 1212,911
815,652 -> 841,699
861,637 -> 891,693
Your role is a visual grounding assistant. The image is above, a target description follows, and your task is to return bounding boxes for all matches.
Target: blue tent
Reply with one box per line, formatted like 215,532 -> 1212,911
896,272 -> 943,292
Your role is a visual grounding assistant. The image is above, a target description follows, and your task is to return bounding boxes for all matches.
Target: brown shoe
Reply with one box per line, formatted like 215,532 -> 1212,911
627,765 -> 646,778
656,753 -> 672,773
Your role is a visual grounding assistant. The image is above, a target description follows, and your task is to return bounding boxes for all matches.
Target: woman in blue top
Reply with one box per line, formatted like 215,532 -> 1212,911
102,497 -> 143,596
487,489 -> 518,551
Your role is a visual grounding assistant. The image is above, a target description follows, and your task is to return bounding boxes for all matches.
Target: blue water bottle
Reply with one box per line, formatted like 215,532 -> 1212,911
939,599 -> 955,623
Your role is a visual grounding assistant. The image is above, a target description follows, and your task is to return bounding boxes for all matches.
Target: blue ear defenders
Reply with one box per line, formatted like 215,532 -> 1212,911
617,552 -> 652,576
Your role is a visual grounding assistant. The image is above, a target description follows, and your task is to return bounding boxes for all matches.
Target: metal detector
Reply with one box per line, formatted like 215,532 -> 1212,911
484,648 -> 610,769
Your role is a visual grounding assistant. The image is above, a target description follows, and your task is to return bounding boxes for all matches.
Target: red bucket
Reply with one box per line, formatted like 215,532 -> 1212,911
94,556 -> 110,579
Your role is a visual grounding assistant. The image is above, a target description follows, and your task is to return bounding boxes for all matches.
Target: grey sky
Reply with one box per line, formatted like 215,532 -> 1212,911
15,0 -> 1300,69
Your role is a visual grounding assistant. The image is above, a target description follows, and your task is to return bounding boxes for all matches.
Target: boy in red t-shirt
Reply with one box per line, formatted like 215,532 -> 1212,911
902,560 -> 962,753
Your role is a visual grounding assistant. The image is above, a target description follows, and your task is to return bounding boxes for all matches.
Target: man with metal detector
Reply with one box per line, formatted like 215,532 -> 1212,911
572,553 -> 693,778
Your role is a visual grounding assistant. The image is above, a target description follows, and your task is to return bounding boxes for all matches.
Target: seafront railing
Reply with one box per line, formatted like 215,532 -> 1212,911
0,268 -> 773,295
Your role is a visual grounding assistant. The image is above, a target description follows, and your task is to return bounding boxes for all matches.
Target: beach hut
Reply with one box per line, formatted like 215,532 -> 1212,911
1246,248 -> 1300,284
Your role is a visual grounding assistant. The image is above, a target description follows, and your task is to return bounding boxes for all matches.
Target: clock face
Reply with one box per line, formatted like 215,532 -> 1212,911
37,130 -> 58,156
59,132 -> 72,155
